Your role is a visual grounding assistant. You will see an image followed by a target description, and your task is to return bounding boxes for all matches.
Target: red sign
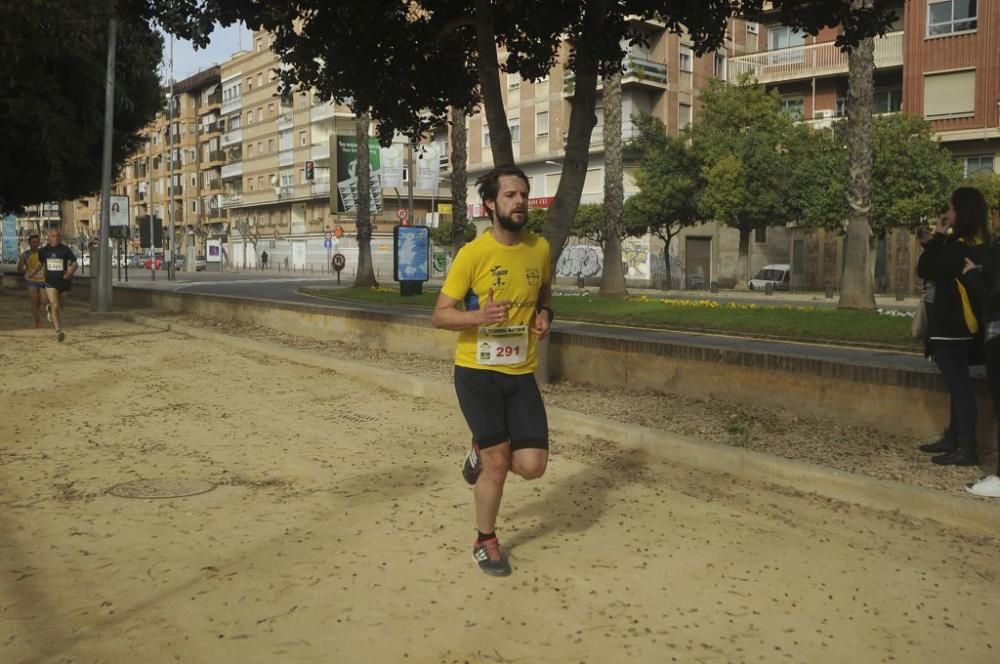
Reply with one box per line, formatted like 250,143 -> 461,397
529,196 -> 555,209
396,209 -> 408,221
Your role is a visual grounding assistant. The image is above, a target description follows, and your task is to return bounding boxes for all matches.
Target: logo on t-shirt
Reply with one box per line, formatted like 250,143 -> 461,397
490,265 -> 507,290
525,267 -> 540,286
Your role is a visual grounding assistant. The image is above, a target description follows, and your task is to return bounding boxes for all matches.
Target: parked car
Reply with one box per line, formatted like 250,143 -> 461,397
748,264 -> 791,291
173,255 -> 207,271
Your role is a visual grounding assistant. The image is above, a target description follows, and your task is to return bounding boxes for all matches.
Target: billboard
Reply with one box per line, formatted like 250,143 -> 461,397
110,195 -> 129,227
394,225 -> 430,282
1,214 -> 16,261
335,136 -> 383,213
206,238 -> 222,263
138,216 -> 163,249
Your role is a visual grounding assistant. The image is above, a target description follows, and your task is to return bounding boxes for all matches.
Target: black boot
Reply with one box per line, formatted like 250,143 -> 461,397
919,429 -> 956,453
932,435 -> 979,466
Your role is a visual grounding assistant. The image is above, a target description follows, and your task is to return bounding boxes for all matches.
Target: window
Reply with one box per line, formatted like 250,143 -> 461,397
755,227 -> 767,243
965,155 -> 995,176
928,0 -> 977,36
255,37 -> 263,52
482,125 -> 491,148
923,70 -> 976,117
268,68 -> 277,82
678,103 -> 693,130
267,138 -> 274,153
247,176 -> 254,191
256,73 -> 263,88
191,175 -> 197,187
299,130 -> 307,146
246,111 -> 253,126
873,86 -> 903,114
257,176 -> 264,190
836,96 -> 848,117
256,108 -> 263,122
781,97 -> 805,120
536,110 -> 549,137
267,102 -> 275,116
679,46 -> 693,72
509,119 -> 520,143
230,114 -> 241,129
299,93 -> 308,109
713,52 -> 727,80
768,25 -> 807,51
280,171 -> 294,187
257,141 -> 263,155
247,144 -> 254,158
246,76 -> 253,91
507,72 -> 520,90
192,200 -> 198,212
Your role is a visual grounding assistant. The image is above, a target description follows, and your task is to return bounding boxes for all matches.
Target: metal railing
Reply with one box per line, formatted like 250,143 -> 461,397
729,31 -> 903,84
623,55 -> 668,84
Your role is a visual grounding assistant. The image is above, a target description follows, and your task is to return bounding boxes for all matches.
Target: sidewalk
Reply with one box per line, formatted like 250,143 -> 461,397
2,302 -> 999,662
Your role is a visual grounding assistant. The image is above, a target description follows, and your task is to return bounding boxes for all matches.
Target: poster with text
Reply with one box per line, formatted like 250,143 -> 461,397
336,136 -> 383,213
1,214 -> 17,261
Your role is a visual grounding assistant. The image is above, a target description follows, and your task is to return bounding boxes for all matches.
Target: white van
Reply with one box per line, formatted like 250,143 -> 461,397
749,264 -> 790,291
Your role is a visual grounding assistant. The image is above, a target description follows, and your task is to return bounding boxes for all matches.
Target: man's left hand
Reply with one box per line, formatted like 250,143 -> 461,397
532,309 -> 551,339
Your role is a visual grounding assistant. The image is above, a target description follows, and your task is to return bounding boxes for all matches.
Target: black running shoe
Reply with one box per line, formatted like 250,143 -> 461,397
56,329 -> 65,343
472,537 -> 511,576
462,440 -> 481,486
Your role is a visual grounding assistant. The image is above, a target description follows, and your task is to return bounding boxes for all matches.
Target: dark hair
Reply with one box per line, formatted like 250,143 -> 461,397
951,186 -> 989,243
476,165 -> 530,217
28,233 -> 39,240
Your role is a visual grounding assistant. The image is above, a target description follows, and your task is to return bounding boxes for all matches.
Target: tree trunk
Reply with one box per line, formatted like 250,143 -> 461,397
543,0 -> 607,277
353,112 -> 378,287
599,68 -> 626,296
449,106 -> 469,252
736,226 -> 751,290
838,0 -> 876,311
662,245 -> 672,290
473,0 -> 513,166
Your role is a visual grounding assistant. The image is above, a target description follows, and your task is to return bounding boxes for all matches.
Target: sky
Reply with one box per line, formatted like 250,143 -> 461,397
160,22 -> 254,82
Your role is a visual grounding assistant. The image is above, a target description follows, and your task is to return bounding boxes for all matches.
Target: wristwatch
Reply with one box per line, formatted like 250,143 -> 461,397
536,305 -> 554,322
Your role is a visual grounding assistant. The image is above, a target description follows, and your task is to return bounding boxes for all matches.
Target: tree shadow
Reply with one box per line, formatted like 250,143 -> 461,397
503,442 -> 652,552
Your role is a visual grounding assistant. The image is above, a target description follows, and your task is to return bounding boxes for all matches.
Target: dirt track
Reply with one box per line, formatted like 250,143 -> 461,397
1,296 -> 998,663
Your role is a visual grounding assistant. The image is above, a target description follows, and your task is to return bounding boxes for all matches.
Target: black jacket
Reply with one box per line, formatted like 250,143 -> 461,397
971,237 -> 1000,324
916,233 -> 986,347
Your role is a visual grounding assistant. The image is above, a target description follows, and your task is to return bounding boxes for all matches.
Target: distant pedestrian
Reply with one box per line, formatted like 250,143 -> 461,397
916,187 -> 989,467
16,234 -> 46,329
960,189 -> 1000,496
261,250 -> 269,270
37,228 -> 78,343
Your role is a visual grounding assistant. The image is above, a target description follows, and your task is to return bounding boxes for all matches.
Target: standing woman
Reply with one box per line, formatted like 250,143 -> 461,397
964,189 -> 1000,496
916,187 -> 989,466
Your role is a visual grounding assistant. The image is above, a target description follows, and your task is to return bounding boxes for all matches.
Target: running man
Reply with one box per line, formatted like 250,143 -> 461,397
431,165 -> 554,577
37,228 -> 77,342
16,234 -> 47,328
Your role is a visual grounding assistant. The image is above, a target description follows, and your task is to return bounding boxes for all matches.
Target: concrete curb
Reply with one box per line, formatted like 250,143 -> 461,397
123,313 -> 1000,536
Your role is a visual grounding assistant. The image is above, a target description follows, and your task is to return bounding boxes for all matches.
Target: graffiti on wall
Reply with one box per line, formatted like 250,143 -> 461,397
556,245 -> 604,278
621,237 -> 650,279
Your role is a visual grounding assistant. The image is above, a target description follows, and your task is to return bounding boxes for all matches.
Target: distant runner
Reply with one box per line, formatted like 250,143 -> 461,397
37,228 -> 77,342
16,234 -> 46,329
432,165 -> 554,577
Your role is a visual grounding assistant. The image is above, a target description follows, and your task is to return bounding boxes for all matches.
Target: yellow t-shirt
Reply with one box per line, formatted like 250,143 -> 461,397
20,249 -> 44,283
441,230 -> 551,375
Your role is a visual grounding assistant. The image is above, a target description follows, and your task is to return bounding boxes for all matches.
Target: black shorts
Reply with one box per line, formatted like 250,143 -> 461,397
454,365 -> 549,451
44,281 -> 71,293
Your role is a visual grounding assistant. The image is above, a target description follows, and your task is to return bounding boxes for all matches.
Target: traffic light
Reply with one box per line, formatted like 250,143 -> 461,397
305,160 -> 315,181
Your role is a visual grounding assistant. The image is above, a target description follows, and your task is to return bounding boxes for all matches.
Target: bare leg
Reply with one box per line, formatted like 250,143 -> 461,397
27,287 -> 41,323
510,448 -> 548,480
45,288 -> 62,331
474,443 -> 511,534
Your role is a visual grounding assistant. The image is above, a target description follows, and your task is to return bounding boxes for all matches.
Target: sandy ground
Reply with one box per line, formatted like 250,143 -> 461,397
2,295 -> 1000,664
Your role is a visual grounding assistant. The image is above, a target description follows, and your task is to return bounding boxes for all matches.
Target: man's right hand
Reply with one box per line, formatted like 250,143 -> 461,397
477,288 -> 510,326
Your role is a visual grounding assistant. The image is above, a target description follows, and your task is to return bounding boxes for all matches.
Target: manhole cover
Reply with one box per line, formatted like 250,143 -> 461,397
107,478 -> 216,499
340,413 -> 378,423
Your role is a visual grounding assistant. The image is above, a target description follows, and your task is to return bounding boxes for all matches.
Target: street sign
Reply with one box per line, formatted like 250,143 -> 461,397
323,238 -> 333,249
332,253 -> 346,271
396,209 -> 408,221
437,203 -> 453,215
324,231 -> 333,241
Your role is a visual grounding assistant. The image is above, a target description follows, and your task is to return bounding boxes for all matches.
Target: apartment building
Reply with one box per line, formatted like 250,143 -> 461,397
730,0 -> 998,293
218,31 -> 450,275
464,17 -> 782,288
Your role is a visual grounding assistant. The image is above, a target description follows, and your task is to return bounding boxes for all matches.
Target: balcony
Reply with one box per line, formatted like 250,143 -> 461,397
206,150 -> 226,164
728,31 -> 903,84
205,207 -> 224,218
311,102 -> 334,121
221,161 -> 243,179
204,90 -> 222,107
278,149 -> 294,167
222,193 -> 243,207
200,121 -> 223,135
277,111 -> 294,131
310,180 -> 331,196
221,94 -> 242,116
310,141 -> 330,161
278,185 -> 296,198
221,127 -> 242,147
622,55 -> 668,89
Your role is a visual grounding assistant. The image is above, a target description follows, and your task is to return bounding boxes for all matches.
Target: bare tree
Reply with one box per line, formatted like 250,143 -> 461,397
233,218 -> 260,269
353,112 -> 378,287
449,106 -> 470,252
838,0 -> 877,310
599,69 -> 625,295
